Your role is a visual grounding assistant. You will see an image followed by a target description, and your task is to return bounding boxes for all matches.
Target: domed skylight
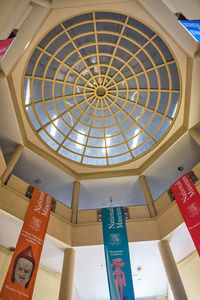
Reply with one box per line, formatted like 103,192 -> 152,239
23,11 -> 181,166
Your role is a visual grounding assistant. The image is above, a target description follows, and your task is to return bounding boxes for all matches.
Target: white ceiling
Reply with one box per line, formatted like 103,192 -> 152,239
79,176 -> 146,210
0,209 -> 195,300
161,0 -> 200,19
145,132 -> 200,200
0,77 -> 22,161
10,131 -> 200,209
12,148 -> 74,207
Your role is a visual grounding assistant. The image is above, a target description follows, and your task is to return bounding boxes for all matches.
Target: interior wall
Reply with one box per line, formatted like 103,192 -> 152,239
161,0 -> 200,19
0,246 -> 60,300
177,251 -> 200,300
0,146 -> 6,177
0,246 -> 80,300
167,287 -> 174,300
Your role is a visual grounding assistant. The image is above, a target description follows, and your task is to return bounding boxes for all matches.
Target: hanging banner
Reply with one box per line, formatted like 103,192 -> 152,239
0,38 -> 15,62
0,187 -> 52,300
102,207 -> 135,300
178,20 -> 200,42
170,173 -> 200,256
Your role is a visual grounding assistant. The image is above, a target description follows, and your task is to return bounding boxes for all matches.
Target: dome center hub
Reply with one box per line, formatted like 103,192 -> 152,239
96,87 -> 106,97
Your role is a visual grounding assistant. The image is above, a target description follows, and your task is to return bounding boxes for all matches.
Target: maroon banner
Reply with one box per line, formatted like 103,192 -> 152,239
0,38 -> 15,61
171,173 -> 200,256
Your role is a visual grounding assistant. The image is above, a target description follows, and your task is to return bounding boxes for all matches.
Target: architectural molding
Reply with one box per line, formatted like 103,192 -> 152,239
1,144 -> 24,184
0,182 -> 184,247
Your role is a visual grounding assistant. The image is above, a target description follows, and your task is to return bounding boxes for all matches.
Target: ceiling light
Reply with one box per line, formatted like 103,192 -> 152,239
33,179 -> 42,185
76,131 -> 85,149
68,112 -> 73,126
8,247 -> 15,252
131,91 -> 137,102
51,116 -> 58,137
25,78 -> 30,105
105,135 -> 111,154
177,166 -> 184,172
132,129 -> 140,149
24,40 -> 30,50
102,139 -> 106,154
172,102 -> 178,118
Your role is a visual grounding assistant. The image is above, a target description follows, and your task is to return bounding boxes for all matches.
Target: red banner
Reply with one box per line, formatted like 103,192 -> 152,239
171,173 -> 200,256
0,187 -> 52,300
0,38 -> 15,62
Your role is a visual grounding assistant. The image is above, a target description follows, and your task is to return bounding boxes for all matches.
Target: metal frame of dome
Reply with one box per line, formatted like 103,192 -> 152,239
23,11 -> 181,167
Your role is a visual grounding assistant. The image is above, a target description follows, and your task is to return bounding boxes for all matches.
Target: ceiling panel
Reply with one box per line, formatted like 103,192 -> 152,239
12,148 -> 74,207
145,133 -> 200,201
0,77 -> 22,162
79,176 -> 146,210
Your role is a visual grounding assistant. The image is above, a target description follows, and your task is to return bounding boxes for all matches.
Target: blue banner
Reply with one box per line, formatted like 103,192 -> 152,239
102,207 -> 135,300
178,20 -> 200,42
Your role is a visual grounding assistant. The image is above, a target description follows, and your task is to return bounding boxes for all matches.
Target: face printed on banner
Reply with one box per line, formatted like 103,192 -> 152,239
11,246 -> 35,288
0,188 -> 53,300
14,257 -> 33,286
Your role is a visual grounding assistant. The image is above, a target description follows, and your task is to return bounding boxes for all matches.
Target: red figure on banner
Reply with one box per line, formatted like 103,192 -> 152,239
111,258 -> 127,300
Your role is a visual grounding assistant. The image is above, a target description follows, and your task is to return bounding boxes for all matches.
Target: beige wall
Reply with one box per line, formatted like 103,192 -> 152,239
167,251 -> 200,300
1,240 -> 200,300
33,267 -> 60,300
0,147 -> 6,178
177,251 -> 200,300
0,247 -> 11,289
0,246 -> 80,300
0,246 -> 60,300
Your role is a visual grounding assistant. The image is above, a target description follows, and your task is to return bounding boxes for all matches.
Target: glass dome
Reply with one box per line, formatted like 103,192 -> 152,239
23,11 -> 181,166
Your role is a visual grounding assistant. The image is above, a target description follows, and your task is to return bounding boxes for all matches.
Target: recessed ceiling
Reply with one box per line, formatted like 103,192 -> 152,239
23,11 -> 181,167
79,176 -> 146,210
12,148 -> 74,207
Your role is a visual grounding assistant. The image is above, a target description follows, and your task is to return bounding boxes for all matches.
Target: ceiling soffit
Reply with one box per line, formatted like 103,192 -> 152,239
8,2 -> 190,179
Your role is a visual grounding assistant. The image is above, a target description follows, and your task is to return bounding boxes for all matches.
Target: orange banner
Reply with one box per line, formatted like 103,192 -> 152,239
0,187 -> 52,300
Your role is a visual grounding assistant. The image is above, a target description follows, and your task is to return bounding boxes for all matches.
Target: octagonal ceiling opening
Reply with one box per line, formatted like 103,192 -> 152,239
22,11 -> 181,168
